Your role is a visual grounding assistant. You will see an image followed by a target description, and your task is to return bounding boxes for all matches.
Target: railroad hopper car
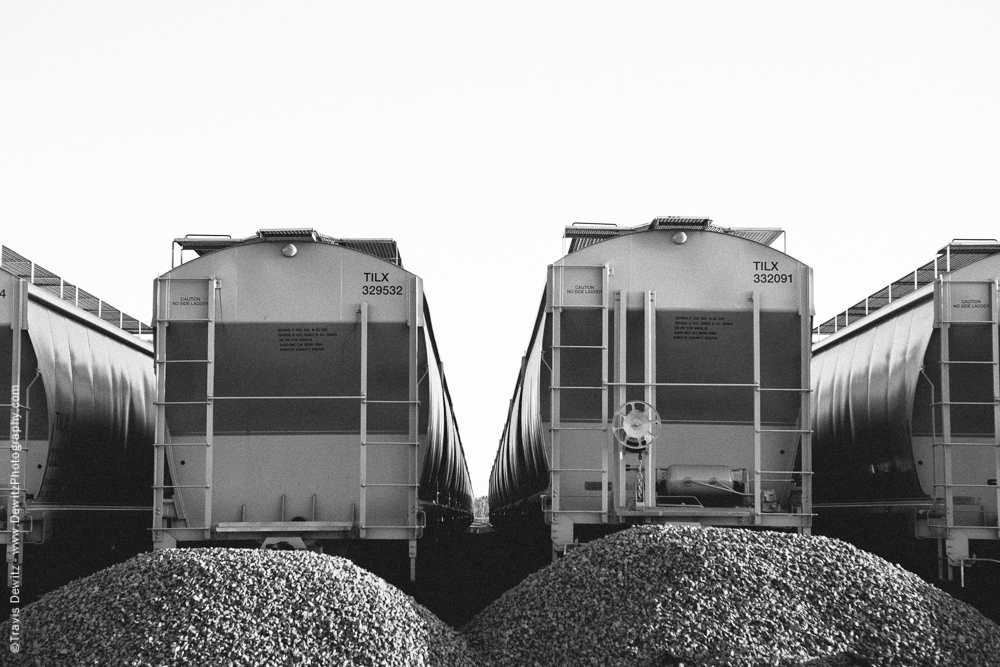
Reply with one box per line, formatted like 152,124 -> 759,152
0,246 -> 155,583
152,230 -> 473,578
490,218 -> 814,556
812,240 -> 1000,580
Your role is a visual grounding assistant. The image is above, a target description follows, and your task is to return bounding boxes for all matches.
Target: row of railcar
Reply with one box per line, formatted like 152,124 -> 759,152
5,221 -> 999,590
1,231 -> 474,583
489,219 -> 1000,582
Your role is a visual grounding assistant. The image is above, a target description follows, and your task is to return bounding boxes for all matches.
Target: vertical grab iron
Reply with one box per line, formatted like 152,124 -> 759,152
752,291 -> 762,523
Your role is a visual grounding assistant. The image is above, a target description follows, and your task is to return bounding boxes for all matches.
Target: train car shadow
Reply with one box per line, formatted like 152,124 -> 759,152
391,524 -> 552,629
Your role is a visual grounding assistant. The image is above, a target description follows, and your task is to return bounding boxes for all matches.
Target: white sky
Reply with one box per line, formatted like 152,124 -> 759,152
2,2 -> 998,496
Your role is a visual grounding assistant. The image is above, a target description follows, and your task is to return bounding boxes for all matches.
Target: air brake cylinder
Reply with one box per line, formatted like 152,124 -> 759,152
657,465 -> 744,498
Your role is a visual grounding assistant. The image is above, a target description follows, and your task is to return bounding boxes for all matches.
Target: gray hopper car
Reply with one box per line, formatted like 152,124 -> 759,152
152,230 -> 473,579
812,240 -> 1000,581
490,217 -> 814,557
0,246 -> 155,584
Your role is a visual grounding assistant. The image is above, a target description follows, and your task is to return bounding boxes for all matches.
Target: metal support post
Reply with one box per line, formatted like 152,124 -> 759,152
752,291 -> 762,523
359,302 -> 368,539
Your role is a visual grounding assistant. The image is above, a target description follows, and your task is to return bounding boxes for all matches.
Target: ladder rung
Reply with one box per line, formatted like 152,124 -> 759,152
550,468 -> 606,473
551,386 -> 605,390
365,400 -> 419,405
939,317 -> 996,323
211,395 -> 364,401
550,426 -> 608,431
160,318 -> 213,322
363,442 -> 418,446
554,304 -> 606,310
154,401 -> 211,405
758,387 -> 812,393
552,345 -> 607,350
756,429 -> 813,434
157,359 -> 212,364
940,360 -> 998,365
362,525 -> 419,530
931,401 -> 998,406
933,442 -> 1000,448
758,470 -> 813,475
606,381 -> 758,388
363,483 -> 419,488
154,442 -> 210,447
153,485 -> 210,489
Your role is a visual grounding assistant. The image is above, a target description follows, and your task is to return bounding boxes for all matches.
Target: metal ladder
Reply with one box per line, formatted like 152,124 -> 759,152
152,276 -> 218,547
931,278 -> 1000,572
751,291 -> 814,528
358,276 -> 423,578
548,263 -> 610,554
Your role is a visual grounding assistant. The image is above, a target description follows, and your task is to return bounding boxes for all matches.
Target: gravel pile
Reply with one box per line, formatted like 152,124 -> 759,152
463,525 -> 1000,667
0,548 -> 480,667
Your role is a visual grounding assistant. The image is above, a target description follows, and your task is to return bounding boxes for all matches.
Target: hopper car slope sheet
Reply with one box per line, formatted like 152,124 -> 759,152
1,246 -> 154,585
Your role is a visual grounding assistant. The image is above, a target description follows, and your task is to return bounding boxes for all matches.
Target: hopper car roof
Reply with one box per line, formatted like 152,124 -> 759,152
173,229 -> 402,267
565,216 -> 785,254
1,245 -> 153,351
813,239 -> 1000,343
